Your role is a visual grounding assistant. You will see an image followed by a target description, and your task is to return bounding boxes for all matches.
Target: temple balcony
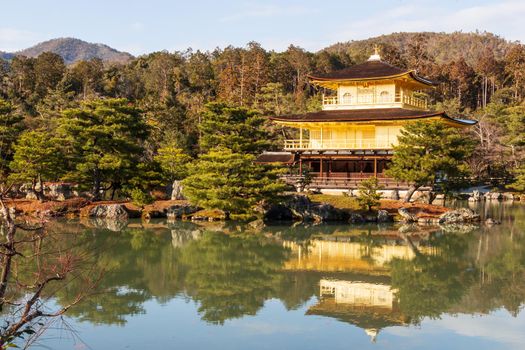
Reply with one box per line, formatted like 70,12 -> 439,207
322,93 -> 427,110
283,138 -> 395,151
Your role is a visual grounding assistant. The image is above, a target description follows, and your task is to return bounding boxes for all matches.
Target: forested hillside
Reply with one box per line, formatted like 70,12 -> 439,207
325,31 -> 512,65
4,38 -> 133,64
0,31 -> 524,200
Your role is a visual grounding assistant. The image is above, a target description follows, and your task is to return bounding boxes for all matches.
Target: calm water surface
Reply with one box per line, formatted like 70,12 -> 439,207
24,201 -> 525,349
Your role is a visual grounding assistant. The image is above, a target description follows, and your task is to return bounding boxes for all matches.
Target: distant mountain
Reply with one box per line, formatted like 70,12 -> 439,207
4,38 -> 134,64
323,31 -> 514,66
0,51 -> 13,61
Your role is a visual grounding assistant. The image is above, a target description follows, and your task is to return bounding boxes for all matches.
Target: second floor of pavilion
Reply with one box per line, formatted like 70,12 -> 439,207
309,50 -> 434,111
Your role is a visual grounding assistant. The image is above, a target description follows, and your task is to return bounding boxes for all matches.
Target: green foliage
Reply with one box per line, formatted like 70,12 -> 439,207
182,148 -> 286,217
154,143 -> 192,182
9,130 -> 64,184
390,233 -> 475,322
3,35 -> 525,197
199,102 -> 272,154
356,177 -> 382,211
33,52 -> 66,97
296,169 -> 313,192
57,98 -> 149,199
178,231 -> 289,324
432,98 -> 463,118
508,166 -> 525,192
17,213 -> 525,331
129,188 -> 154,207
386,121 -> 476,199
255,82 -> 293,115
500,106 -> 525,147
0,99 -> 25,179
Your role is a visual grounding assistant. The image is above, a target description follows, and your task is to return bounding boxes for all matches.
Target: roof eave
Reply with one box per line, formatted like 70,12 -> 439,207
309,71 -> 435,87
269,111 -> 477,126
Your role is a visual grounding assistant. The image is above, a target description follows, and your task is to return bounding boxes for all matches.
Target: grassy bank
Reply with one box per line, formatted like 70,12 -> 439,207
308,194 -> 450,217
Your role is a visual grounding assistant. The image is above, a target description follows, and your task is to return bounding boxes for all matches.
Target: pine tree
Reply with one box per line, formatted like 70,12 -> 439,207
154,143 -> 192,182
154,143 -> 192,199
0,99 -> 25,181
199,102 -> 272,154
386,120 -> 476,202
356,177 -> 382,211
58,98 -> 149,200
182,148 -> 286,218
508,166 -> 525,192
9,130 -> 64,200
33,52 -> 66,98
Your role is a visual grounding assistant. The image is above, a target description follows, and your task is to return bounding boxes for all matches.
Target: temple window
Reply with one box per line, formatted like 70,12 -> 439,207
379,90 -> 390,103
357,88 -> 373,104
342,93 -> 352,104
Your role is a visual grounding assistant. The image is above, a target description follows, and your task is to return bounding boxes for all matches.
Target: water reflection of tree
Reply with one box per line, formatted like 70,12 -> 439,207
41,220 -> 525,330
475,231 -> 525,316
51,226 -> 182,325
47,224 -> 305,326
390,232 -> 476,322
178,231 -> 289,324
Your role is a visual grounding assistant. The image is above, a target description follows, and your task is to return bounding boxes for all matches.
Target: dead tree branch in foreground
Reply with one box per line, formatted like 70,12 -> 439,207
0,197 -> 98,348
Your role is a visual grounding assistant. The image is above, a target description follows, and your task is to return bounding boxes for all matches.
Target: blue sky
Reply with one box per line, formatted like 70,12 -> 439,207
0,0 -> 523,55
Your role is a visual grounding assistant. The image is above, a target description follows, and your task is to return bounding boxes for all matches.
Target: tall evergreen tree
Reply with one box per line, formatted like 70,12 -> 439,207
58,98 -> 149,200
386,121 -> 476,202
33,52 -> 66,98
182,148 -> 286,218
199,102 -> 272,154
9,130 -> 64,200
0,99 -> 24,181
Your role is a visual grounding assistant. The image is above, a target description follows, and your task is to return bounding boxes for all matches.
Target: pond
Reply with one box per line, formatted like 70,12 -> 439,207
17,201 -> 525,349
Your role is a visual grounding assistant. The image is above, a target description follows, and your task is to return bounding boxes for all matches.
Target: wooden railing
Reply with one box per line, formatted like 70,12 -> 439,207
322,93 -> 427,109
283,138 -> 394,150
323,96 -> 338,105
402,94 -> 427,109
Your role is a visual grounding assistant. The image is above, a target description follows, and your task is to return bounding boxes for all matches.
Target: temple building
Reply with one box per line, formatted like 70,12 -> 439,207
264,49 -> 476,192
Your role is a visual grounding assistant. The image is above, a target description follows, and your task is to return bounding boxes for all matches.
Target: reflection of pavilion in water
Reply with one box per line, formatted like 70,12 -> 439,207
308,279 -> 409,342
283,236 -> 435,341
283,237 -> 436,274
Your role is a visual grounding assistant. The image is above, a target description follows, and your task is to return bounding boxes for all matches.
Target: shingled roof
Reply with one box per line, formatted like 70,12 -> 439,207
309,60 -> 435,86
269,108 -> 477,126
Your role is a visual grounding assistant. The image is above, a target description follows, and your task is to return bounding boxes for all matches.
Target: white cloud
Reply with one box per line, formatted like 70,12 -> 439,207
435,312 -> 525,347
0,27 -> 42,52
386,310 -> 525,349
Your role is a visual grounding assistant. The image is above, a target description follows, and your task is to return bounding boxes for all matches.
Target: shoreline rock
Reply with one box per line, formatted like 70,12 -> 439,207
438,208 -> 480,224
398,207 -> 419,222
88,204 -> 138,220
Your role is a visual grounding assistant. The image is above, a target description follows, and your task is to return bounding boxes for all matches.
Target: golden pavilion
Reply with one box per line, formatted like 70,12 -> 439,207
264,49 -> 476,192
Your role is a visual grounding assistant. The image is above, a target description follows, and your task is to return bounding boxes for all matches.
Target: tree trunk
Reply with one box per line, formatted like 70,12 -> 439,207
404,184 -> 419,203
400,233 -> 421,257
171,180 -> 185,200
0,201 -> 16,309
92,169 -> 101,201
32,175 -> 45,202
427,191 -> 437,205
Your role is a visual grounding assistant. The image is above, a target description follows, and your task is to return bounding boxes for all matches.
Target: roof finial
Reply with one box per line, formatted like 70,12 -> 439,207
368,45 -> 381,61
